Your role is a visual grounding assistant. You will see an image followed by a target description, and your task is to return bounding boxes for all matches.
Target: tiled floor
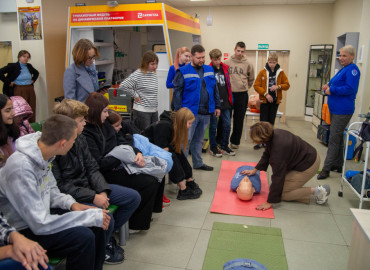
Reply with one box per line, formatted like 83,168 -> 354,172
105,119 -> 370,270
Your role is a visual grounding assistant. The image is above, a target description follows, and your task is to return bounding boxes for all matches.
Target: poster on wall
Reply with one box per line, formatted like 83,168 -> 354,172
18,6 -> 42,40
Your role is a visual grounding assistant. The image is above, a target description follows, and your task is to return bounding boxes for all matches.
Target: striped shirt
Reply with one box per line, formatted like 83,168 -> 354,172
0,213 -> 16,246
119,69 -> 158,112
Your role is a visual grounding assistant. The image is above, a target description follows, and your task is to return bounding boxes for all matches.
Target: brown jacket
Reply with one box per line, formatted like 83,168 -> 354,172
255,129 -> 317,203
224,54 -> 255,93
253,67 -> 290,104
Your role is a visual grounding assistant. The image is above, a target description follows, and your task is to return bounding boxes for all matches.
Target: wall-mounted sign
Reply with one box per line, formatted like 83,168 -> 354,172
258,44 -> 269,50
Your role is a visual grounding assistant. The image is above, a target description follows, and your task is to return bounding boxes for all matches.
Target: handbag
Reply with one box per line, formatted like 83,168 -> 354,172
353,121 -> 370,161
359,121 -> 370,141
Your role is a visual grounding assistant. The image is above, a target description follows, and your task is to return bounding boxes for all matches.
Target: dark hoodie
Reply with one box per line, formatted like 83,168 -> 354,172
142,111 -> 174,151
265,63 -> 281,102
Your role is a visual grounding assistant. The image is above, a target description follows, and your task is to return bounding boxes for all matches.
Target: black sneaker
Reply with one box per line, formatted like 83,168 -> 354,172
220,146 -> 236,156
186,180 -> 203,195
253,144 -> 264,150
194,164 -> 214,171
110,237 -> 124,255
209,146 -> 222,157
177,187 -> 201,200
105,243 -> 124,264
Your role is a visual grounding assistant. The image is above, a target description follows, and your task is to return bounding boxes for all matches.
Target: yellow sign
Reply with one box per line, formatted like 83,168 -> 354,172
109,105 -> 127,112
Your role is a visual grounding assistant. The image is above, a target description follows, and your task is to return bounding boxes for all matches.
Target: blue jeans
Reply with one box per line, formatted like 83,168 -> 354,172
209,109 -> 231,148
108,184 -> 141,231
20,226 -> 105,270
0,258 -> 51,270
184,114 -> 210,168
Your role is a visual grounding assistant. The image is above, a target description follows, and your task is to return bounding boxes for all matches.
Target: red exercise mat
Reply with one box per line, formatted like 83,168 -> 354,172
210,160 -> 274,219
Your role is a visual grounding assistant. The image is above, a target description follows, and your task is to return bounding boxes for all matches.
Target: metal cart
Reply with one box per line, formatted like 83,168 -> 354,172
338,122 -> 370,208
106,87 -> 133,120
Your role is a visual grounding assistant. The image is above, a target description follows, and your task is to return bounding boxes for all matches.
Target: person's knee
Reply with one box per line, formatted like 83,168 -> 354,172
72,227 -> 95,247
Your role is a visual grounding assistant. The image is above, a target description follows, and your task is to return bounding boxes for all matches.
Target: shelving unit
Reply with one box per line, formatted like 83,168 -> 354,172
339,122 -> 370,209
304,44 -> 333,117
335,32 -> 359,74
68,27 -> 114,85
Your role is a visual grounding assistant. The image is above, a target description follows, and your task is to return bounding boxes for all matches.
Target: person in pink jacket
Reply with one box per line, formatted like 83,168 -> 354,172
10,96 -> 34,137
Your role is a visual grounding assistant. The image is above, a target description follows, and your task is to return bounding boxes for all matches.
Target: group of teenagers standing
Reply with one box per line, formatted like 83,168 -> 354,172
0,34 -> 361,269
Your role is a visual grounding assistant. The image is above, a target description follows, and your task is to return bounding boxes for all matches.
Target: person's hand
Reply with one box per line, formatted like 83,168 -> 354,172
324,87 -> 331,95
98,88 -> 109,95
31,80 -> 34,84
214,109 -> 221,117
241,168 -> 258,176
71,203 -> 97,211
9,232 -> 49,270
266,94 -> 273,103
93,193 -> 110,209
256,202 -> 272,211
270,85 -> 278,92
134,96 -> 142,104
322,84 -> 329,91
9,82 -> 15,87
134,153 -> 145,167
163,147 -> 169,152
102,209 -> 111,230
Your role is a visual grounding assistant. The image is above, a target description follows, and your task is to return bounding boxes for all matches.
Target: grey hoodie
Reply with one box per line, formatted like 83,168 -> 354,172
0,132 -> 103,235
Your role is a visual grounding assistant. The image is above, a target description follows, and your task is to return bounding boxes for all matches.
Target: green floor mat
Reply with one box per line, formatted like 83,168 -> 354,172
203,222 -> 288,270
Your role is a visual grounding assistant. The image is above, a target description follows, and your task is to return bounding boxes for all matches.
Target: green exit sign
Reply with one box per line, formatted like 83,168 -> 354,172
258,44 -> 269,50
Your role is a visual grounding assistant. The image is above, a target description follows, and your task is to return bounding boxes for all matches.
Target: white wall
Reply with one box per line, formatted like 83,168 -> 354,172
331,0 -> 370,120
181,4 -> 334,118
15,0 -> 48,121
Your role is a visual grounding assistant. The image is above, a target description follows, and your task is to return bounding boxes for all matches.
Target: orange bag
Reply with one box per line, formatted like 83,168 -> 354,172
322,104 -> 331,124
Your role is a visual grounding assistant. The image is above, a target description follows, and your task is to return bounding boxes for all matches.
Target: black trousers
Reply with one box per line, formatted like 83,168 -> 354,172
260,102 -> 279,125
103,169 -> 160,230
20,226 -> 105,270
169,151 -> 193,183
230,92 -> 249,146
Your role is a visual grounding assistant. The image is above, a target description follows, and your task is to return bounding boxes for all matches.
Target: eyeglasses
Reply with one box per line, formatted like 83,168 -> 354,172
88,55 -> 96,61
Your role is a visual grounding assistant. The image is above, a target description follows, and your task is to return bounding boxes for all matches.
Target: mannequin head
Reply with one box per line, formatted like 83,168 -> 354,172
236,176 -> 255,201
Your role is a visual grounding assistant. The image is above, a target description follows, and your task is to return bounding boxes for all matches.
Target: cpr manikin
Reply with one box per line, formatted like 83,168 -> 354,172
236,176 -> 256,201
230,165 -> 261,200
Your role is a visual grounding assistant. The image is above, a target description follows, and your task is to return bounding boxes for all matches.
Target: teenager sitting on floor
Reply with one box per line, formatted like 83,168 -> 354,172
52,99 -> 141,264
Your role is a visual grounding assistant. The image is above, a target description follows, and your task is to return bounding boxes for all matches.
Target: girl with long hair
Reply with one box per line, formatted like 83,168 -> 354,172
0,94 -> 20,168
166,47 -> 191,89
142,108 -> 202,200
82,92 -> 161,233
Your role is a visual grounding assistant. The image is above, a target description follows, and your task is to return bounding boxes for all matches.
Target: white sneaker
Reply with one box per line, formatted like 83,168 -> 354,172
314,184 -> 330,205
230,143 -> 239,149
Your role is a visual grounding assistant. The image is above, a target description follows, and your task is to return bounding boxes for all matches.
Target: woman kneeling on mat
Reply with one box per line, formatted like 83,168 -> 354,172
242,122 -> 330,210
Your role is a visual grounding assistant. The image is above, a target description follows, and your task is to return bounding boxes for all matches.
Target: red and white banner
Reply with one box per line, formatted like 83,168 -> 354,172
71,10 -> 162,23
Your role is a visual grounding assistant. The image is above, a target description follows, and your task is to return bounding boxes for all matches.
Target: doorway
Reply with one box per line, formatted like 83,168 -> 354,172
0,41 -> 13,93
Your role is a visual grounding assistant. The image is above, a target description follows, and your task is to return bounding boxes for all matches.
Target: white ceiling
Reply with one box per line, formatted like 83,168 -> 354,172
114,0 -> 337,8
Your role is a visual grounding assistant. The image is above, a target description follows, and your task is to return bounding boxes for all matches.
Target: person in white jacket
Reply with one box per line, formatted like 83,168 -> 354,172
0,114 -> 111,270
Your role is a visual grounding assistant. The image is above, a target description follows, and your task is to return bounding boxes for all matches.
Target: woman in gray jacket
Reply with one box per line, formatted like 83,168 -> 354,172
63,39 -> 101,102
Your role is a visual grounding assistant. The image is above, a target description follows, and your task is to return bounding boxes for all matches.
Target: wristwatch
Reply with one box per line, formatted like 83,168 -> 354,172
278,85 -> 282,90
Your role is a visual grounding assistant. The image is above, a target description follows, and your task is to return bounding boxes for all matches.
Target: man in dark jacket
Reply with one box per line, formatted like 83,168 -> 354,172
52,99 -> 141,264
